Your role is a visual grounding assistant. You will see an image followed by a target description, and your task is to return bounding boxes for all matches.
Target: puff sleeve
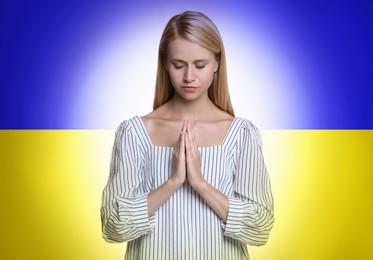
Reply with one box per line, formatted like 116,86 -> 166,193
222,120 -> 274,246
101,121 -> 155,243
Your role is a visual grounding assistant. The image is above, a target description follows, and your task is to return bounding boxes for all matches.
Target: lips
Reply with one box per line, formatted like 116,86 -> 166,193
181,86 -> 198,92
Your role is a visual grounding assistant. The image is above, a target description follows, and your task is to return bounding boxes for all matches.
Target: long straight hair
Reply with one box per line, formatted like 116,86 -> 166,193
153,11 -> 235,117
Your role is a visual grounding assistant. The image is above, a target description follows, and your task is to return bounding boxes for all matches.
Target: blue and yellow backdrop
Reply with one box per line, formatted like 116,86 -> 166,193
1,0 -> 372,259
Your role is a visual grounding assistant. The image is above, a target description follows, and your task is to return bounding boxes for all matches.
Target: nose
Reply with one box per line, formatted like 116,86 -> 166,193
183,66 -> 195,83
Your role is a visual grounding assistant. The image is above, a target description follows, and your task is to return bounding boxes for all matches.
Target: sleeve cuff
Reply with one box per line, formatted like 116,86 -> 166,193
117,193 -> 156,237
222,197 -> 244,238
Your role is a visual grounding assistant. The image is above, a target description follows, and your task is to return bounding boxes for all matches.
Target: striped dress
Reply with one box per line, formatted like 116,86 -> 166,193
101,116 -> 274,260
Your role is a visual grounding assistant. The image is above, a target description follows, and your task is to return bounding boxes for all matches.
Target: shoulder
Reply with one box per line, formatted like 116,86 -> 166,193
236,117 -> 258,131
234,117 -> 263,146
114,116 -> 146,142
116,116 -> 139,132
113,116 -> 150,154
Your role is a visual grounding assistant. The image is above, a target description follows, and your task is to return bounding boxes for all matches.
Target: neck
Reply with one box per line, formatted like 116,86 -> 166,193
166,94 -> 216,120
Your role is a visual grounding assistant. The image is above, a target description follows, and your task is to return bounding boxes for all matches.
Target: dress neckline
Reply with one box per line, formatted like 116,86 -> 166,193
134,115 -> 241,149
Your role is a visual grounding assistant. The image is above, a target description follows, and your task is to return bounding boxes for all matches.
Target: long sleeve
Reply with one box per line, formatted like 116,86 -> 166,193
222,121 -> 274,246
100,121 -> 155,243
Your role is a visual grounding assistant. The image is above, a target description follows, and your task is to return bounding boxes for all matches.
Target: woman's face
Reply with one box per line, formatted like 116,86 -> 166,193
165,38 -> 218,102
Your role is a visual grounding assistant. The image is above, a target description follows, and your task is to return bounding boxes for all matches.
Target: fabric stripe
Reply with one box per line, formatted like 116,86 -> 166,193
101,116 -> 274,259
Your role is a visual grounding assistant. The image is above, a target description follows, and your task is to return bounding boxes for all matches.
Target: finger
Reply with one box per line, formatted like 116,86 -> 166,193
186,121 -> 197,152
174,121 -> 185,155
184,121 -> 190,145
182,120 -> 187,134
180,122 -> 186,157
189,121 -> 198,149
185,122 -> 194,156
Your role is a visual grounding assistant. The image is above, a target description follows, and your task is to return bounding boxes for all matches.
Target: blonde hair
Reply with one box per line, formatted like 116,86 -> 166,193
153,11 -> 235,117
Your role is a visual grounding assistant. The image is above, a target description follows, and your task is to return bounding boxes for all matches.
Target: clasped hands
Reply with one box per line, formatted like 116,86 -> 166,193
171,120 -> 206,189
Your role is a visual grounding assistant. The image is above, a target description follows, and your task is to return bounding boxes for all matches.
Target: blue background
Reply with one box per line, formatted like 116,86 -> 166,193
1,0 -> 372,129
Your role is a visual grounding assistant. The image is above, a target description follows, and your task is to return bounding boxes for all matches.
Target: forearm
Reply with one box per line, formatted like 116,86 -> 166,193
192,180 -> 229,222
147,177 -> 182,216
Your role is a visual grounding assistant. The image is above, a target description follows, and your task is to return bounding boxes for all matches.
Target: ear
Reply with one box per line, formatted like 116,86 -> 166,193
164,59 -> 169,72
214,55 -> 220,73
214,60 -> 219,73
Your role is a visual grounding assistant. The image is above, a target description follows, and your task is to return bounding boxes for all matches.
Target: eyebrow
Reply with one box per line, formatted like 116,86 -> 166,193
171,59 -> 209,63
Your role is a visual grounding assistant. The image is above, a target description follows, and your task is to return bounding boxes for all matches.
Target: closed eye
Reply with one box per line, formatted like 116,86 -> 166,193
173,64 -> 184,69
196,65 -> 206,69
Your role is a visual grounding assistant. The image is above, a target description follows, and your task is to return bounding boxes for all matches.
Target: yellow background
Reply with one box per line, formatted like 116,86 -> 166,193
1,130 -> 372,259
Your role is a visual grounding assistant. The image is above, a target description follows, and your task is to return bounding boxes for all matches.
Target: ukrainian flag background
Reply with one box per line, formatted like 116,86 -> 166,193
1,1 -> 372,259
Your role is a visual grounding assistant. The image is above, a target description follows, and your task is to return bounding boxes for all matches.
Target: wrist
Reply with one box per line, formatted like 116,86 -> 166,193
168,176 -> 184,189
189,177 -> 208,191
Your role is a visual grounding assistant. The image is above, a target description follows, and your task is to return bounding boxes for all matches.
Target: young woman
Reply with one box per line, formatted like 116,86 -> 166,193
101,11 -> 274,260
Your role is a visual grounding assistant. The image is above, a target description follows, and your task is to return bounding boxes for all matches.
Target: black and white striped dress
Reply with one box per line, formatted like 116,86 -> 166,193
101,116 -> 274,260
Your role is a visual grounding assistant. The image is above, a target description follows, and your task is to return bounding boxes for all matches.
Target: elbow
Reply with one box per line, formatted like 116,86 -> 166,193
102,227 -> 126,243
224,198 -> 275,246
240,212 -> 275,246
101,209 -> 156,244
245,228 -> 272,246
240,224 -> 274,246
101,217 -> 137,243
102,233 -> 125,243
223,220 -> 274,246
102,225 -> 138,243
